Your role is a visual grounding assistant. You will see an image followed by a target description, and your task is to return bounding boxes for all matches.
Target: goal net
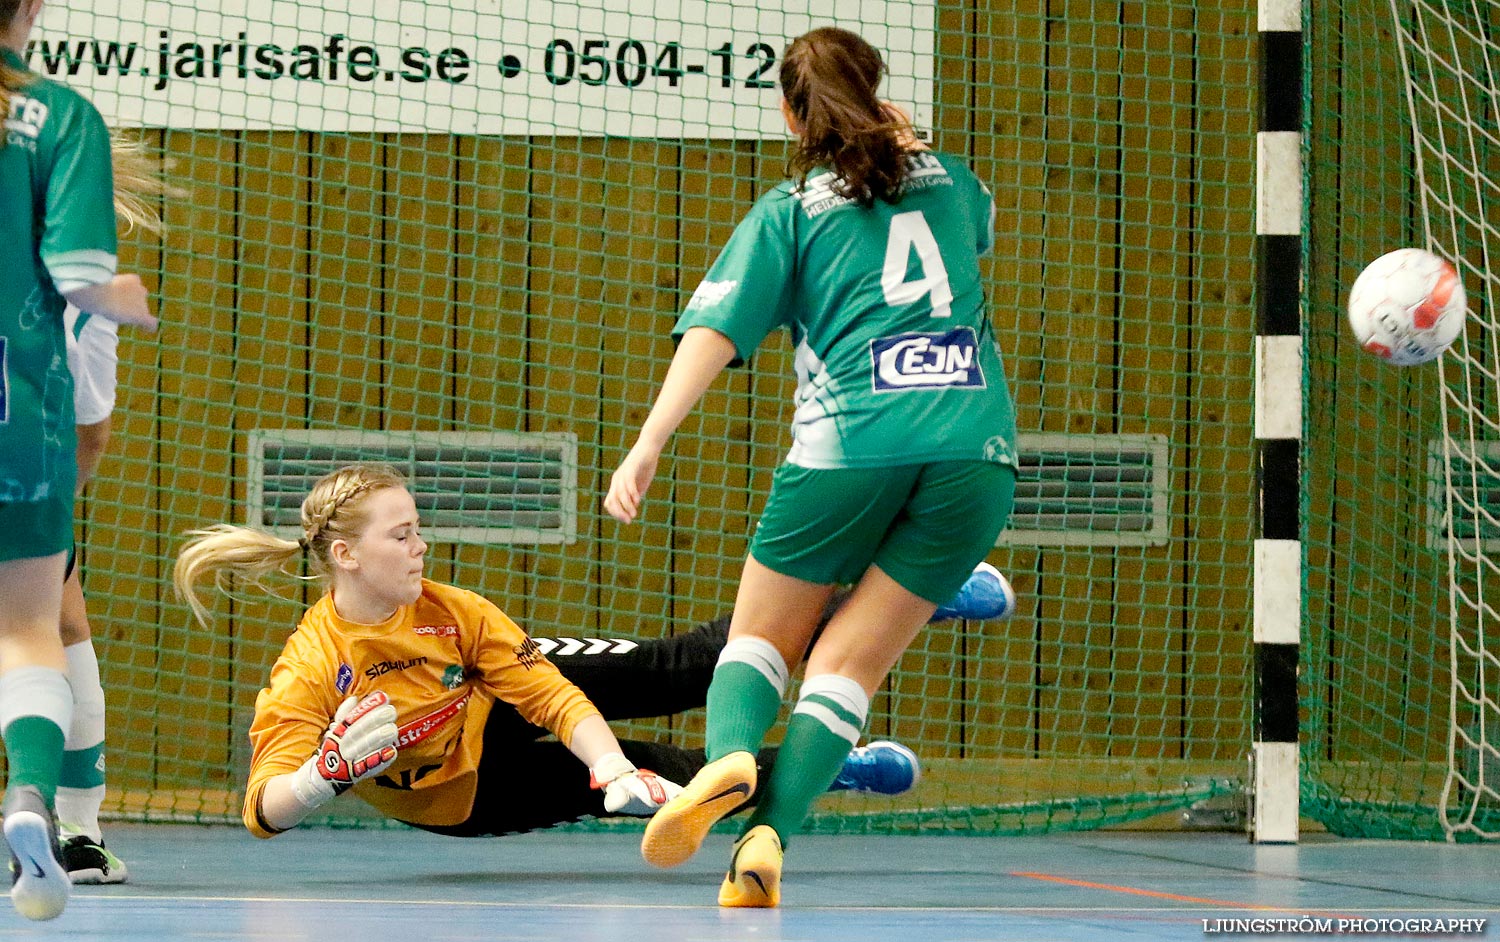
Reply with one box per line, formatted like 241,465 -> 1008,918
16,1 -> 1264,834
1304,0 -> 1499,841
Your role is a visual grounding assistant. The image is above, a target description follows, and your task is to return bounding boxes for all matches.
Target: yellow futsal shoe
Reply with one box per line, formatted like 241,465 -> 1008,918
640,750 -> 757,869
718,824 -> 783,908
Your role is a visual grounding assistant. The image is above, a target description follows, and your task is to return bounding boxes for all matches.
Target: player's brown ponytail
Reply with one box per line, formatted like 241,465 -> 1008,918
780,27 -> 913,205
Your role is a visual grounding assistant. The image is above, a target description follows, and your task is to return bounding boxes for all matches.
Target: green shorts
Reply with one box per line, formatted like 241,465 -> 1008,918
0,493 -> 73,562
749,461 -> 1017,604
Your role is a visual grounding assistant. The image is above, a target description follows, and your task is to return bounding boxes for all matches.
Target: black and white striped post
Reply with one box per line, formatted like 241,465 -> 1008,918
1253,0 -> 1303,844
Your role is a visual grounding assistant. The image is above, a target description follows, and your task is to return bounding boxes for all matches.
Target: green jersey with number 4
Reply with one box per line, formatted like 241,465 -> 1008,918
0,50 -> 117,503
675,150 -> 1016,470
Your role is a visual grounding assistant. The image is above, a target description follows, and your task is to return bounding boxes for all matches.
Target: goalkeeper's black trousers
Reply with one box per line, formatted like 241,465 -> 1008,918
402,594 -> 846,838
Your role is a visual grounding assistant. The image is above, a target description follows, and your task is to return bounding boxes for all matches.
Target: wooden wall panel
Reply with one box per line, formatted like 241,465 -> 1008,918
966,0 -> 1048,760
451,137 -> 533,614
309,136 -> 384,430
1187,8 -> 1256,758
91,130 -> 167,795
385,134 -> 459,583
1032,0 -> 1124,760
526,141 -> 608,634
595,139 -> 677,646
152,132 -> 239,803
228,131 -> 313,777
1111,1 -> 1193,757
385,135 -> 458,437
1322,21 -> 1439,763
670,141 -> 757,636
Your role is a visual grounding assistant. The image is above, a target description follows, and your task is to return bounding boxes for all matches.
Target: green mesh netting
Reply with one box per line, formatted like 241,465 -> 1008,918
1304,0 -> 1500,841
19,1 -> 1262,835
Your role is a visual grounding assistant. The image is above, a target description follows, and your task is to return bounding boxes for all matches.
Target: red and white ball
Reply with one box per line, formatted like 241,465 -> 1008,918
1347,248 -> 1466,366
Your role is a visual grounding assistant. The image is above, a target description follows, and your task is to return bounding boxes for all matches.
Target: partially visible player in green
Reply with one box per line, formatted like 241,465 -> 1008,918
0,0 -> 156,920
55,132 -> 178,886
605,26 -> 1016,908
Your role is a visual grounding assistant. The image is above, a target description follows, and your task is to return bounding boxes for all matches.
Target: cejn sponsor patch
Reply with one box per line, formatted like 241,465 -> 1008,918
870,327 -> 986,391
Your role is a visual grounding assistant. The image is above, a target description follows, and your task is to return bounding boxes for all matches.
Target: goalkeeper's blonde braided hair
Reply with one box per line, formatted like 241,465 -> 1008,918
174,464 -> 409,629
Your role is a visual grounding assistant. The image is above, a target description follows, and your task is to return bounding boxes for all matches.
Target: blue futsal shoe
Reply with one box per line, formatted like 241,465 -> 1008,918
829,741 -> 921,795
930,562 -> 1016,622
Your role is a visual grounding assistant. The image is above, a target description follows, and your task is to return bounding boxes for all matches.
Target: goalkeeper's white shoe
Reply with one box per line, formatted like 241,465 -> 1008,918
59,827 -> 128,885
2,786 -> 69,921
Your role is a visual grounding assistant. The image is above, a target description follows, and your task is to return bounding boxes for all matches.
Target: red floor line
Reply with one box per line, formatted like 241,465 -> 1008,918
1010,871 -> 1349,919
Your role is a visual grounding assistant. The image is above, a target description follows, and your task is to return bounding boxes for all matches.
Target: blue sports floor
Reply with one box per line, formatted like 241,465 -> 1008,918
11,824 -> 1497,940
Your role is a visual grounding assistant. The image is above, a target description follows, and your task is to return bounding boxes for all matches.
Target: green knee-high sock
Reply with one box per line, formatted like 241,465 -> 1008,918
4,717 -> 66,804
705,637 -> 788,761
746,673 -> 869,846
0,666 -> 74,806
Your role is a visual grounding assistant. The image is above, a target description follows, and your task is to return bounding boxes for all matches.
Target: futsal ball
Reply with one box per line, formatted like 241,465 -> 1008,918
1346,248 -> 1466,366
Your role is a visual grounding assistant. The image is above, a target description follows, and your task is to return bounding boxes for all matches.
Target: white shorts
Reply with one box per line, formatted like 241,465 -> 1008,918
64,306 -> 120,426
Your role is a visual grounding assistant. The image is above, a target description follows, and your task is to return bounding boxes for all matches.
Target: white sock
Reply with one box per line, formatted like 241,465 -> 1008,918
0,665 -> 73,731
58,641 -> 107,841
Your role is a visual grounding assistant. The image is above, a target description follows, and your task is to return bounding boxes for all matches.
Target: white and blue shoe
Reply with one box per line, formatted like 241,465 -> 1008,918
3,786 -> 69,921
829,741 -> 921,795
931,562 -> 1016,622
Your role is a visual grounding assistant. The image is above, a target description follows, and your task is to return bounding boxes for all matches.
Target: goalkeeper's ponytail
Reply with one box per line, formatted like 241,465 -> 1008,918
173,525 -> 305,630
173,463 -> 410,629
110,130 -> 184,236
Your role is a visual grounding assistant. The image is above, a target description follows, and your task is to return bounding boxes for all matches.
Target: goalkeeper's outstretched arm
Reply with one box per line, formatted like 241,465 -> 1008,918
254,692 -> 399,834
568,713 -> 682,816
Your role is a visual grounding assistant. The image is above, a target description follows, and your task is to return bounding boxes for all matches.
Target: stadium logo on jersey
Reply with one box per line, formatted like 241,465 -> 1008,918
441,664 -> 465,690
871,328 -> 986,391
335,663 -> 354,694
413,624 -> 459,638
364,656 -> 427,678
686,279 -> 738,311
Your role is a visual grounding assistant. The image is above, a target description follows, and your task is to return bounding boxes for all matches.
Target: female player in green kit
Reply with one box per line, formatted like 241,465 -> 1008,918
0,0 -> 157,920
605,27 -> 1017,908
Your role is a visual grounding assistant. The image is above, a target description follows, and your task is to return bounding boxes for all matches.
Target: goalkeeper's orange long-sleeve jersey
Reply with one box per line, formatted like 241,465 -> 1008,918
243,579 -> 599,837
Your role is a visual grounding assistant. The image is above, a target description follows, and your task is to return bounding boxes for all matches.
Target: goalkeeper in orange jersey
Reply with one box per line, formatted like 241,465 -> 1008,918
172,463 -> 1010,840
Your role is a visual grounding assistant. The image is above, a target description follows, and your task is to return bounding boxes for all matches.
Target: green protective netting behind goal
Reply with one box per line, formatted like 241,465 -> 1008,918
1305,1 -> 1500,841
15,0 -> 1267,834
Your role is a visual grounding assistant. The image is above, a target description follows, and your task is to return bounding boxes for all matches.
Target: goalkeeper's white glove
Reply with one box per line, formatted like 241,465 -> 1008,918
289,691 -> 400,811
589,752 -> 682,816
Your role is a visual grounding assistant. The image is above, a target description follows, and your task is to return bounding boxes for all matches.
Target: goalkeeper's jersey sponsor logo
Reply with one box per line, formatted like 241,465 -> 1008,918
365,656 -> 427,678
514,635 -> 543,670
413,623 -> 459,637
336,663 -> 353,693
396,691 -> 471,748
871,327 -> 986,391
